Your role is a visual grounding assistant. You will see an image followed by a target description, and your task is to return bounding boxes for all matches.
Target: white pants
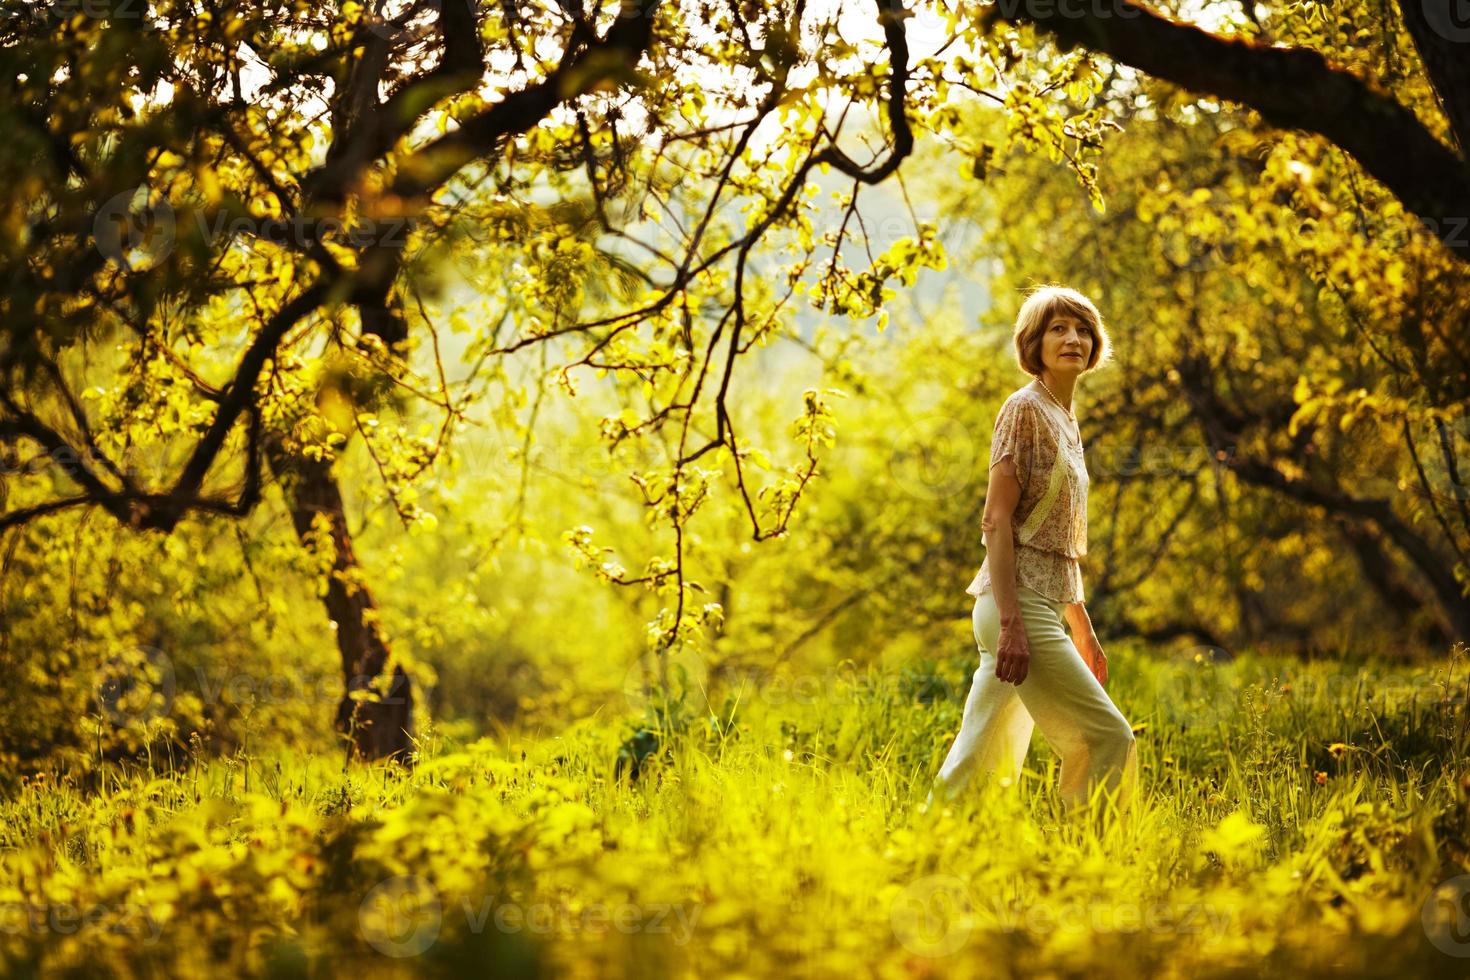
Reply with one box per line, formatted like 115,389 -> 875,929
930,586 -> 1138,816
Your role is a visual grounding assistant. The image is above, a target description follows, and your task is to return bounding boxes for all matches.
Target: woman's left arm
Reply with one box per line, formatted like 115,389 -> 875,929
1063,601 -> 1094,638
1064,602 -> 1108,685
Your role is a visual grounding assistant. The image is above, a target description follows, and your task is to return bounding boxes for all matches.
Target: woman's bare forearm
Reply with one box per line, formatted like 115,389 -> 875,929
982,520 -> 1024,626
1063,601 -> 1094,637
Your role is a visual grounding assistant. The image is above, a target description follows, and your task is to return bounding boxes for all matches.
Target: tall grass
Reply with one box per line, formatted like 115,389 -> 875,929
1,642 -> 1467,978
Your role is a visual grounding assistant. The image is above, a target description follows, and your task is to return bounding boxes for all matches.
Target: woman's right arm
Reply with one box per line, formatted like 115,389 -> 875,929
981,459 -> 1024,625
982,458 -> 1030,684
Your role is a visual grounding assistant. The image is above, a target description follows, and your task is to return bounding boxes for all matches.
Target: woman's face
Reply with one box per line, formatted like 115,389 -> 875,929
1039,313 -> 1094,379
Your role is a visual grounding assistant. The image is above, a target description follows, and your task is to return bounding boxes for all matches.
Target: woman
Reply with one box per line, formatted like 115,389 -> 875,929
928,284 -> 1138,820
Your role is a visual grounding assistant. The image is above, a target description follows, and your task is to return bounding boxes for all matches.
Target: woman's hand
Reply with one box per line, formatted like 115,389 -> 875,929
1075,630 -> 1108,686
995,621 -> 1031,685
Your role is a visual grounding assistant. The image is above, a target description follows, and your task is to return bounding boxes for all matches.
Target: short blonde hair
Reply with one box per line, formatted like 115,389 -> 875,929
1012,284 -> 1111,377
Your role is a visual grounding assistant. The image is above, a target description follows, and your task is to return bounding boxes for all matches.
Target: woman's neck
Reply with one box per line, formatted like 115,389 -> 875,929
1033,373 -> 1076,413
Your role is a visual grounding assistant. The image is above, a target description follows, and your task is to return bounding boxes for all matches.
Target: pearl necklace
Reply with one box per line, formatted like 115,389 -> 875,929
1034,377 -> 1083,448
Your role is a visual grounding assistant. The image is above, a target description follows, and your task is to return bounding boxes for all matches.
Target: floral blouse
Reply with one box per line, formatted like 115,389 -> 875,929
965,385 -> 1089,604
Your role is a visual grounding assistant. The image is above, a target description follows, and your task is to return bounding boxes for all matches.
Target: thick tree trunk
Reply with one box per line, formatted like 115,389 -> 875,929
1176,351 -> 1470,644
263,430 -> 414,766
1334,518 -> 1454,651
1397,0 -> 1470,156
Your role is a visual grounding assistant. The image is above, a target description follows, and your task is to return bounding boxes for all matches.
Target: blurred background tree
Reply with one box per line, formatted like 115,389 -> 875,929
1,0 -> 1466,781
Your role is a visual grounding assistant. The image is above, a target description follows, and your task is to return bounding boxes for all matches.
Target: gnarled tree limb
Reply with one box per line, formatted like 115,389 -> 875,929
990,0 -> 1470,265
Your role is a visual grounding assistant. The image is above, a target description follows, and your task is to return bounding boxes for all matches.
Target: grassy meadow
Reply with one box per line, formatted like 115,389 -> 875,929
7,2 -> 1470,979
2,639 -> 1468,979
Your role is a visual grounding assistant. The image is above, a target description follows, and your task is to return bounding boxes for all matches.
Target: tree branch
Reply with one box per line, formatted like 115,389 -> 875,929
990,0 -> 1470,265
387,0 -> 663,202
813,0 -> 914,183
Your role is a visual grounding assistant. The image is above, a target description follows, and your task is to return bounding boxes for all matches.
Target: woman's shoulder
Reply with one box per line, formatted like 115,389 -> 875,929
1009,384 -> 1041,403
1001,385 -> 1044,414
1001,386 -> 1066,439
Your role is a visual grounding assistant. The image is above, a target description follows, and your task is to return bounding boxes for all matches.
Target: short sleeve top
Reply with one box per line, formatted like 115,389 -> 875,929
965,386 -> 1090,603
